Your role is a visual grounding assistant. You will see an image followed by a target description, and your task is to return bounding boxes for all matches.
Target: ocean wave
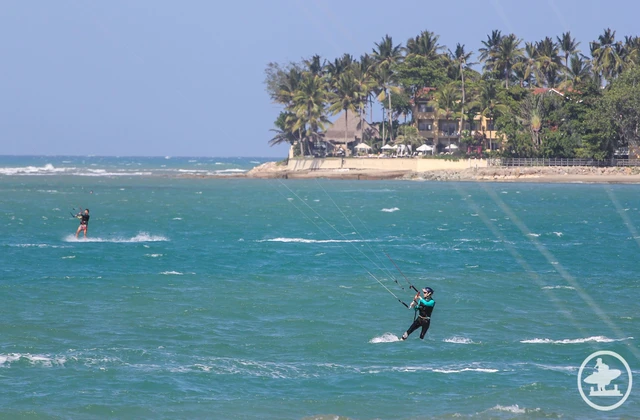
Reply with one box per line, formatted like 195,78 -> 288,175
258,237 -> 368,244
0,164 -> 70,176
433,367 -> 498,373
520,336 -> 633,344
215,169 -> 246,174
145,254 -> 163,258
369,332 -> 400,343
10,243 -> 67,249
160,271 -> 183,275
533,363 -> 577,372
0,353 -> 66,367
381,207 -> 400,212
63,232 -> 169,243
0,164 -> 158,177
443,336 -> 477,344
541,285 -> 575,290
487,404 -> 534,414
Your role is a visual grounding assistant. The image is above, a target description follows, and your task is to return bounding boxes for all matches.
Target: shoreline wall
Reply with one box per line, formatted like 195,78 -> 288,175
287,157 -> 489,172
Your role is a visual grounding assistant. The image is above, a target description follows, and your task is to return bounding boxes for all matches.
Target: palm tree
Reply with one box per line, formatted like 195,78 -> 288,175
406,30 -> 443,60
395,125 -> 424,153
292,73 -> 329,156
328,72 -> 363,154
479,30 -> 503,72
590,28 -> 624,84
449,44 -> 474,136
535,37 -> 563,87
513,42 -> 539,87
358,53 -> 377,122
372,35 -> 403,143
326,53 -> 354,82
622,36 -> 640,66
492,34 -> 523,88
269,112 -> 300,148
557,32 -> 581,82
304,54 -> 325,77
472,81 -> 508,150
520,92 -> 546,150
558,54 -> 592,91
351,60 -> 376,143
429,83 -> 461,149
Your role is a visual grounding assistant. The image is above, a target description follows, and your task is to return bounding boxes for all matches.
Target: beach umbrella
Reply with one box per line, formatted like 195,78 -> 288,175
416,144 -> 433,152
381,144 -> 396,150
354,143 -> 372,150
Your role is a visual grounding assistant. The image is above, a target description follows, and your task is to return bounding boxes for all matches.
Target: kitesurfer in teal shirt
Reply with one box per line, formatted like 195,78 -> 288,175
401,287 -> 435,340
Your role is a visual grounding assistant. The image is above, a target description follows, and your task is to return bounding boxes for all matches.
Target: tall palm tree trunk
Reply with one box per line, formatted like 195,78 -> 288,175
344,110 -> 348,156
387,90 -> 394,142
459,63 -> 465,138
299,128 -> 304,156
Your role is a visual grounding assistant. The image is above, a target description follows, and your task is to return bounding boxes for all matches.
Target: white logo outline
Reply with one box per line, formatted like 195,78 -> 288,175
577,350 -> 633,411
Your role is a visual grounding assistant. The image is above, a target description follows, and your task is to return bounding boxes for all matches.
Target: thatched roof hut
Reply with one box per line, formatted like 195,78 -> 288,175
323,110 -> 379,147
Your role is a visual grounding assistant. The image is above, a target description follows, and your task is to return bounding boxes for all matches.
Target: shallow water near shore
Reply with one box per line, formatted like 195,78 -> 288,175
1,156 -> 638,419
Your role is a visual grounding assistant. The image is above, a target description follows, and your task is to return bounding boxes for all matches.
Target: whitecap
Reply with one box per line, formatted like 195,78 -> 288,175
552,232 -> 563,237
145,254 -> 163,258
443,336 -> 476,344
0,353 -> 66,367
258,237 -> 368,244
520,336 -> 633,344
528,233 -> 540,237
541,285 -> 575,290
433,367 -> 498,373
62,255 -> 76,259
215,169 -> 246,174
160,271 -> 183,275
381,207 -> 399,213
489,405 -> 527,414
63,232 -> 168,243
369,332 -> 400,343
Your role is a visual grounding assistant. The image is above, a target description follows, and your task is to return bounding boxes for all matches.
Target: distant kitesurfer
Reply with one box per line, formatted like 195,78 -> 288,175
75,208 -> 90,238
401,287 -> 435,340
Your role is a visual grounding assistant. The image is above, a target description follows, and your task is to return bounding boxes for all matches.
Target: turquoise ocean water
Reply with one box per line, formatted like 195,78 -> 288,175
0,156 -> 638,419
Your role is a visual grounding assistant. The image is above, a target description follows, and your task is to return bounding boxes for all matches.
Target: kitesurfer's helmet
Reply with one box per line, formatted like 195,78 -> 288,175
423,287 -> 433,294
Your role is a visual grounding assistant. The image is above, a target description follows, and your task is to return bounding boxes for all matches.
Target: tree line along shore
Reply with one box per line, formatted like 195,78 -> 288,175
264,28 -> 640,163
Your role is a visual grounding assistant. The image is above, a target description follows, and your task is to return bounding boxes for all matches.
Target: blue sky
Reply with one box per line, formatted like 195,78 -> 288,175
1,0 -> 637,157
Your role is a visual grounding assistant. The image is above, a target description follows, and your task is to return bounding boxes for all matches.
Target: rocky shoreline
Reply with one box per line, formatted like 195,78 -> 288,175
241,161 -> 640,183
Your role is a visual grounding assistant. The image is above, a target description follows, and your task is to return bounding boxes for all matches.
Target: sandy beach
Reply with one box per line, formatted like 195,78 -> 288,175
243,161 -> 640,184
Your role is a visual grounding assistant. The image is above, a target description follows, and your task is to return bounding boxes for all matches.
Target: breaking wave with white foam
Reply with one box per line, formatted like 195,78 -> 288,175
520,336 -> 633,344
63,232 -> 168,243
369,332 -> 401,343
443,336 -> 477,344
258,237 -> 368,244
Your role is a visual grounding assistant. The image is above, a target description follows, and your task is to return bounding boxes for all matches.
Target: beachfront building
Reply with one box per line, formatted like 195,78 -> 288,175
413,88 -> 500,154
322,110 -> 380,156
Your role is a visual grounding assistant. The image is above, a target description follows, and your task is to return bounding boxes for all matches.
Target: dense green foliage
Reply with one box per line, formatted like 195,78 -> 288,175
264,29 -> 640,159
